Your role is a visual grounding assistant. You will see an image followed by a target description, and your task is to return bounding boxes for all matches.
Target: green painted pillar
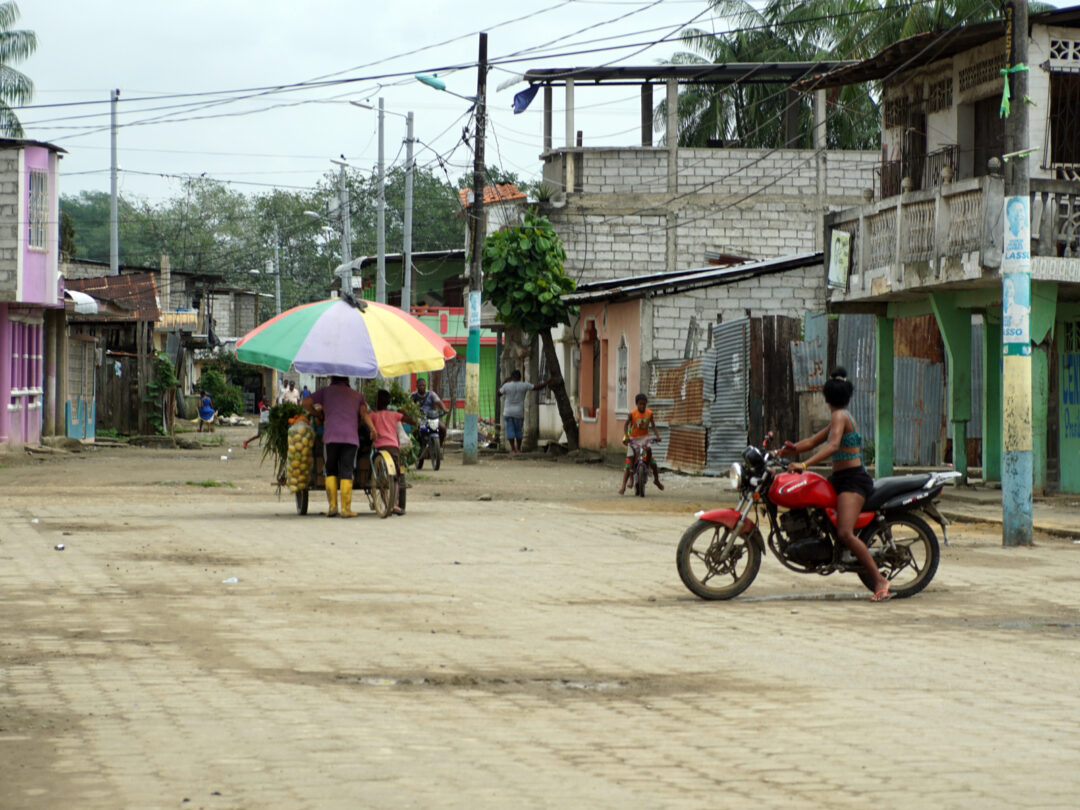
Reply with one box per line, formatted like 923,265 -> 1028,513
1059,309 -> 1080,493
930,293 -> 971,481
1030,283 -> 1057,495
874,315 -> 894,477
982,316 -> 1002,482
1031,345 -> 1048,494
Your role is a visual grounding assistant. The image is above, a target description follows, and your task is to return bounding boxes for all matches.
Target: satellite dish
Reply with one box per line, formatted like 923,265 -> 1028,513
549,191 -> 567,209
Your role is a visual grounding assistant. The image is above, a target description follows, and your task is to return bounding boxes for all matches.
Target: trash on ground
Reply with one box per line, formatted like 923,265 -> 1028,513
222,576 -> 238,583
54,543 -> 65,551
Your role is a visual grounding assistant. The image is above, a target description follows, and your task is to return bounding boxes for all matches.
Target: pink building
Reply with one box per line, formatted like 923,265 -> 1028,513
0,138 -> 65,447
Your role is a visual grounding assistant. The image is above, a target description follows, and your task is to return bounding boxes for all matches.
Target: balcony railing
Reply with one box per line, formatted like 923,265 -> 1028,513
826,175 -> 1080,296
879,145 -> 959,198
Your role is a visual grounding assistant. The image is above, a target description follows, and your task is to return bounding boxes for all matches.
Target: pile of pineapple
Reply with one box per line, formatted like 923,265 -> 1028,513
286,419 -> 316,493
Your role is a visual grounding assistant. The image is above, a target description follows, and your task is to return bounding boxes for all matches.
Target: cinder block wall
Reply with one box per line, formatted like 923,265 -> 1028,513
0,151 -> 20,297
647,264 -> 826,358
546,147 -> 878,285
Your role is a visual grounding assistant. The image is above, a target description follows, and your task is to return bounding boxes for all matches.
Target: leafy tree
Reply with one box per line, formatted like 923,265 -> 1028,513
662,0 -> 1027,150
0,1 -> 34,137
59,210 -> 76,260
482,211 -> 579,450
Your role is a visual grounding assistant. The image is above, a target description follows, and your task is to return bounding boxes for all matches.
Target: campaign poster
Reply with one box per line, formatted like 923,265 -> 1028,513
827,230 -> 851,289
1002,195 -> 1030,274
1003,273 -> 1031,356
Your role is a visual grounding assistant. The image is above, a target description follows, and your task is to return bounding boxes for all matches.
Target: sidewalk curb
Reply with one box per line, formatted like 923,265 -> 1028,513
939,507 -> 1080,541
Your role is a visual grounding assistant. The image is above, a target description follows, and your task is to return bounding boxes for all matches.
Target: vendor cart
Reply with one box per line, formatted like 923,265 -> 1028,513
292,429 -> 401,519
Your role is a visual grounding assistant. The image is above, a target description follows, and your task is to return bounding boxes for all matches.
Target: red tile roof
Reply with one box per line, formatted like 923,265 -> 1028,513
458,183 -> 527,208
66,273 -> 161,321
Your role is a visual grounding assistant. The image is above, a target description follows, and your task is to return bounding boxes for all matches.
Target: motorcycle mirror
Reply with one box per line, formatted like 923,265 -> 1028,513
762,431 -> 774,448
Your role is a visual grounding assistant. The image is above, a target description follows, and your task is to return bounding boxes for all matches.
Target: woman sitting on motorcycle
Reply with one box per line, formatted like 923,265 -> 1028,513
779,367 -> 892,602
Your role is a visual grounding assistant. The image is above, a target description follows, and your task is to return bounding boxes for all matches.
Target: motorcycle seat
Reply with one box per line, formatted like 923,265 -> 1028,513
864,473 -> 932,510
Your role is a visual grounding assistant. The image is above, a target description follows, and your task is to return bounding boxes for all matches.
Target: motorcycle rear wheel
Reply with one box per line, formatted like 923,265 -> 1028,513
676,519 -> 762,600
857,513 -> 939,598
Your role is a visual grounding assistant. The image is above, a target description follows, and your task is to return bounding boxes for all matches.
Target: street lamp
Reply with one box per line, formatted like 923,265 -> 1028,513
350,100 -> 416,312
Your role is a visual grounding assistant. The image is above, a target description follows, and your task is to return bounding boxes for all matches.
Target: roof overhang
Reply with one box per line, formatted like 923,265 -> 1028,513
796,6 -> 1080,90
523,63 -> 858,88
564,252 -> 823,305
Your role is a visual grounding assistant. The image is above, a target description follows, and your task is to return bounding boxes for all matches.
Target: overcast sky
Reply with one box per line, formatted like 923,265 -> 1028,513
20,1 -> 1068,205
19,0 -> 723,203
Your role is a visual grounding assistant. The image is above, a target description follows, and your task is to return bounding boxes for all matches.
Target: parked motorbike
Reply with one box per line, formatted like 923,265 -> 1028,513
415,408 -> 442,471
676,433 -> 960,600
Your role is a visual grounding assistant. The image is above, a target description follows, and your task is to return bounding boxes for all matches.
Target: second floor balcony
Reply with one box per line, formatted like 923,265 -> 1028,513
825,173 -> 1080,306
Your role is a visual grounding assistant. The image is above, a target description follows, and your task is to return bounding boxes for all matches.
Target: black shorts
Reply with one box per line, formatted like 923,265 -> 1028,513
324,442 -> 358,480
830,466 -> 874,501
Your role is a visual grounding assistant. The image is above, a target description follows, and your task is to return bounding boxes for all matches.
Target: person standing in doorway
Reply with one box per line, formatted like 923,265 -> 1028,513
497,370 -> 552,455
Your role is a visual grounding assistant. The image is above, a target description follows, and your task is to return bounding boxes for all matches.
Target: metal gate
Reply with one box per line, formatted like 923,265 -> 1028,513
706,319 -> 750,473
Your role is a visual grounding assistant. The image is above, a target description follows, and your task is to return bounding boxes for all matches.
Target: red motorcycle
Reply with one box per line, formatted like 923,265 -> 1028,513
676,433 -> 960,600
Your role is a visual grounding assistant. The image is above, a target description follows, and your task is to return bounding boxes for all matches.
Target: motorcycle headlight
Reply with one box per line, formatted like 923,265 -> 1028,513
728,462 -> 743,490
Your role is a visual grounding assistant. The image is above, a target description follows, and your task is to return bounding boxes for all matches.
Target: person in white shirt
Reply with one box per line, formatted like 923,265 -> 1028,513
497,370 -> 552,455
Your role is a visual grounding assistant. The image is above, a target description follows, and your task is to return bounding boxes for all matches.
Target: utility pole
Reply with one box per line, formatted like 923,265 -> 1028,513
463,32 -> 488,465
376,98 -> 387,304
403,110 -> 415,314
1001,0 -> 1033,546
273,224 -> 281,316
333,160 -> 353,297
109,89 -> 119,275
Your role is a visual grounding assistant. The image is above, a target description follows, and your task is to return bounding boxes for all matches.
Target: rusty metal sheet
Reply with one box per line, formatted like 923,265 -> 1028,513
836,314 -> 877,444
791,339 -> 827,392
894,357 -> 945,465
706,320 -> 750,474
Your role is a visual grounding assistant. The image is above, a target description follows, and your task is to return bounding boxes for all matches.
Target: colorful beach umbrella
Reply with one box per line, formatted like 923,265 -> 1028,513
236,298 -> 456,377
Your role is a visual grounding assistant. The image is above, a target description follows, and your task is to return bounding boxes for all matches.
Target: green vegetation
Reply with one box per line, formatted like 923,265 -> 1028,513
61,167 -> 465,313
483,211 -> 579,450
661,0 -> 1021,151
145,352 -> 180,435
0,3 -> 35,137
185,480 -> 236,488
197,367 -> 244,418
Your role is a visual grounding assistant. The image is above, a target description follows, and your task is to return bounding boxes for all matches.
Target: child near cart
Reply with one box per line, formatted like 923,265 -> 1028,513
370,389 -> 415,515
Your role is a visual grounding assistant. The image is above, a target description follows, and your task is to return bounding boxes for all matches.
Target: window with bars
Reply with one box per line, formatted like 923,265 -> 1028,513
28,170 -> 48,251
1049,72 -> 1080,167
616,337 -> 628,413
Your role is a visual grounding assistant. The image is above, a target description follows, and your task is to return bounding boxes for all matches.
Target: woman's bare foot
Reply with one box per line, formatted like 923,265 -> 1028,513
871,582 -> 893,602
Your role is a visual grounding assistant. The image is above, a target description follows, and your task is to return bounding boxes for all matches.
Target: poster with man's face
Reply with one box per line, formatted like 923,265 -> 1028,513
1002,196 -> 1031,356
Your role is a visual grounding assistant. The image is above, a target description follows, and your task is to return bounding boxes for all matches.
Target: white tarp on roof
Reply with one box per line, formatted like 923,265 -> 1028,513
64,289 -> 99,314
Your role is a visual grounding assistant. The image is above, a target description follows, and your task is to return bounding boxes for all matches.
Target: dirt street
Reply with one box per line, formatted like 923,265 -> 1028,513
1,426 -> 1078,809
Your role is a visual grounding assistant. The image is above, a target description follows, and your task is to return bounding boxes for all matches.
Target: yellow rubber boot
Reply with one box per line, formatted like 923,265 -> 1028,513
325,476 -> 339,517
339,479 -> 357,518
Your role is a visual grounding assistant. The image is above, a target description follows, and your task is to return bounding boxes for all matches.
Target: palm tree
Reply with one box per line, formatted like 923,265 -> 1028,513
0,2 -> 36,137
661,0 -> 1012,150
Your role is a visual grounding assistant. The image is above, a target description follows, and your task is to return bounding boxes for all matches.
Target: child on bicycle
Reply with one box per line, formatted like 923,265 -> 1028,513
619,393 -> 663,494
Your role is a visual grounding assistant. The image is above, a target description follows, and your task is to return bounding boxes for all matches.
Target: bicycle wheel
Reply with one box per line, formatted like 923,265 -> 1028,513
634,462 -> 647,497
372,454 -> 397,519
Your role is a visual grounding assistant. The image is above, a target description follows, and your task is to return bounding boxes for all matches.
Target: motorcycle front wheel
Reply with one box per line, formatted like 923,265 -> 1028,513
857,513 -> 940,598
676,519 -> 762,600
430,436 -> 442,471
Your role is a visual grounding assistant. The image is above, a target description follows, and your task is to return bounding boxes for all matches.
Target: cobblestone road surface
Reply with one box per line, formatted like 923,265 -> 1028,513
2,435 -> 1078,809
